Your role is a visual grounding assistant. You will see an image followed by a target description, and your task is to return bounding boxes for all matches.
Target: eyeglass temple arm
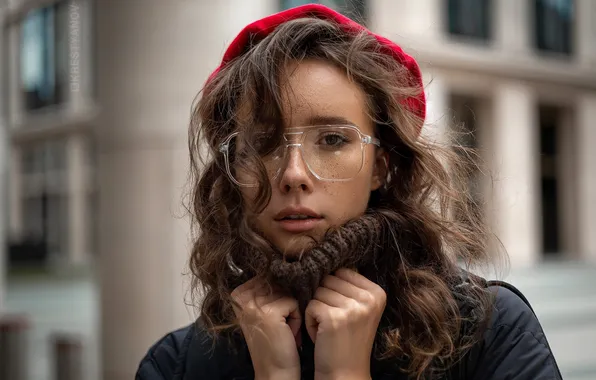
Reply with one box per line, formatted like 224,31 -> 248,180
363,135 -> 381,147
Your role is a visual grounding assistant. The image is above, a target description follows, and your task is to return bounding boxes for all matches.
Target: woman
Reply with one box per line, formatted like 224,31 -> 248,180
137,4 -> 561,380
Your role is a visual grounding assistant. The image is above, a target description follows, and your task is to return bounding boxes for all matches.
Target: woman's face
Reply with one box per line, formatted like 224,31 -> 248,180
241,59 -> 385,256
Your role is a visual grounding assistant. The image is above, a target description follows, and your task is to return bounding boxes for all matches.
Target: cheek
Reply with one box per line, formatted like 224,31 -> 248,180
323,175 -> 372,221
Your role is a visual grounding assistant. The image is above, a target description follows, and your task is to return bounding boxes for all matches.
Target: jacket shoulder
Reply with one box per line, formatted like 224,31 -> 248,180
135,324 -> 194,380
466,283 -> 562,379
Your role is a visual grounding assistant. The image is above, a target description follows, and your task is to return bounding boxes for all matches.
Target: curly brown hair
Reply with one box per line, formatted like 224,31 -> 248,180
187,17 -> 499,379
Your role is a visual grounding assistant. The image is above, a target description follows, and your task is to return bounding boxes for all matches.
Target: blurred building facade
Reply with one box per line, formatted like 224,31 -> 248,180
1,0 -> 595,379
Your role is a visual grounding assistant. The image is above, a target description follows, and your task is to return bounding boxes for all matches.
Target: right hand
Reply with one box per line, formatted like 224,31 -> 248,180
231,277 -> 302,380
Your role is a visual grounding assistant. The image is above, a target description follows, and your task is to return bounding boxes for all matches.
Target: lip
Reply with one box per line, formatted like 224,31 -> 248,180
274,206 -> 322,221
274,206 -> 323,233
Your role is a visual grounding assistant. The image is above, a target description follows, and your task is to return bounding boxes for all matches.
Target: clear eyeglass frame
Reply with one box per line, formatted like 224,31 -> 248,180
218,124 -> 381,187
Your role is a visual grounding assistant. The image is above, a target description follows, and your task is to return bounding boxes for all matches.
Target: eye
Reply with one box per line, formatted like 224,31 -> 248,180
319,132 -> 350,147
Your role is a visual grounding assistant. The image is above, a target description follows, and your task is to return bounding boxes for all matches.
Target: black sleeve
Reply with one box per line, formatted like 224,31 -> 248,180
467,285 -> 562,380
135,326 -> 192,380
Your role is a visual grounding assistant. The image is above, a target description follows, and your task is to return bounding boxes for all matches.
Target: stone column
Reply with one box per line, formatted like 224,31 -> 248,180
8,146 -> 22,241
576,0 -> 596,68
66,133 -> 87,266
421,72 -> 450,145
576,94 -> 596,260
95,1 -> 276,379
491,82 -> 541,267
557,109 -> 579,258
370,0 -> 444,42
495,0 -> 530,53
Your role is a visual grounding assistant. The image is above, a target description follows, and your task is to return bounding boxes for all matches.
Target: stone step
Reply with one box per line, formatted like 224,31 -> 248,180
546,323 -> 596,379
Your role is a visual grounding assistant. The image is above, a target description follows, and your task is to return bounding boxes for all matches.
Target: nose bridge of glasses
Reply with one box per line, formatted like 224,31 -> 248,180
275,140 -> 311,177
276,130 -> 305,158
283,130 -> 304,143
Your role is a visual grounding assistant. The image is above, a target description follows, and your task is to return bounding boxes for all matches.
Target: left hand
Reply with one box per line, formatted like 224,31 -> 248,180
305,268 -> 387,380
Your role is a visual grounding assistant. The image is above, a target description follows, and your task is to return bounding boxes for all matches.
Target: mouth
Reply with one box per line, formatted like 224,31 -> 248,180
279,215 -> 319,221
274,208 -> 323,233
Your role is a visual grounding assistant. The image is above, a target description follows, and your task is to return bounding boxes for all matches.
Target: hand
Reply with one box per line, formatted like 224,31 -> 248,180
305,269 -> 386,380
231,278 -> 302,380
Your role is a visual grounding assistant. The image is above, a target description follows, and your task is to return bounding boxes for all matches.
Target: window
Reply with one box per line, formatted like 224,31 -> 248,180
446,0 -> 491,41
21,139 -> 67,174
534,0 -> 573,55
280,0 -> 367,24
20,1 -> 69,111
449,95 -> 484,217
20,139 -> 69,258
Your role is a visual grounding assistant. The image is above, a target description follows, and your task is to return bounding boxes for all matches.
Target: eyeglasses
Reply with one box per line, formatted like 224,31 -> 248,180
218,124 -> 381,187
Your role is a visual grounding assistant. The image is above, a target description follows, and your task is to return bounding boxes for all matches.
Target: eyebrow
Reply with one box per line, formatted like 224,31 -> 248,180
303,115 -> 357,127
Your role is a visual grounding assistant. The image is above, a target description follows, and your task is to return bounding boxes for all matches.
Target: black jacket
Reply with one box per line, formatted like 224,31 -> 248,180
136,282 -> 562,380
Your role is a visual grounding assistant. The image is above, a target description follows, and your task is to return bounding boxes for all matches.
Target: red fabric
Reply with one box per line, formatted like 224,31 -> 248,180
207,3 -> 426,126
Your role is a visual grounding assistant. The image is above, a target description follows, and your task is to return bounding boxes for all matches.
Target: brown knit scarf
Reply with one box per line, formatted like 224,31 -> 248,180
240,212 -> 390,309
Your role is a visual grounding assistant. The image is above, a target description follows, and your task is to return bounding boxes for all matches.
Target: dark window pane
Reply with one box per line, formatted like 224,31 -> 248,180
21,139 -> 67,174
45,139 -> 67,171
280,0 -> 367,24
447,0 -> 491,41
21,1 -> 69,111
21,143 -> 45,174
535,0 -> 573,55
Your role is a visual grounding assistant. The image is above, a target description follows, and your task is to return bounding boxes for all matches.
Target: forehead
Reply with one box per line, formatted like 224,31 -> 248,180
233,59 -> 375,137
279,60 -> 374,134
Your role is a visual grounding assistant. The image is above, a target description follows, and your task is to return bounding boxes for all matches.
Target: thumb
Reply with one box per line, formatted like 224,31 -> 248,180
286,306 -> 302,339
305,300 -> 323,343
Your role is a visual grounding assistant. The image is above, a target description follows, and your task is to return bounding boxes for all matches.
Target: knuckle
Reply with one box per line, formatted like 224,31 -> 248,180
260,305 -> 273,318
330,308 -> 349,328
243,301 -> 259,315
327,314 -> 340,330
348,298 -> 362,313
374,287 -> 387,307
359,289 -> 376,306
230,289 -> 243,303
351,301 -> 369,320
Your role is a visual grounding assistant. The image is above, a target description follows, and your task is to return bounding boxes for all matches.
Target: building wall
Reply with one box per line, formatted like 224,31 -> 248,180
92,1 -> 278,378
3,1 -> 594,272
370,0 -> 596,267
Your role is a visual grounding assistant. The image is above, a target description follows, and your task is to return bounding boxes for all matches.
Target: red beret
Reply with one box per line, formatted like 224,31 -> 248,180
207,3 -> 426,127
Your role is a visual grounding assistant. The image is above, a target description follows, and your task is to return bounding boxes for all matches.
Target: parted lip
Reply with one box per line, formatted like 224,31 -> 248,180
274,206 -> 322,221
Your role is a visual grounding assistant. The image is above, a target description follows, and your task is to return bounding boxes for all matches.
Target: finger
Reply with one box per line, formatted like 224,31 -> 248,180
266,296 -> 301,343
286,304 -> 302,342
231,277 -> 263,304
254,283 -> 290,308
254,281 -> 279,297
305,299 -> 329,343
334,268 -> 372,289
267,296 -> 300,321
254,291 -> 284,308
334,269 -> 386,307
321,273 -> 360,299
313,286 -> 350,308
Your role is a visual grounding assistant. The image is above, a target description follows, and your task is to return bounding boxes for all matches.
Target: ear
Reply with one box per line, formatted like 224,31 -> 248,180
371,148 -> 388,191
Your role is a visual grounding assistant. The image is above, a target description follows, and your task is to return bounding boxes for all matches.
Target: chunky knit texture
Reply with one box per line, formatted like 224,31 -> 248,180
242,212 -> 388,308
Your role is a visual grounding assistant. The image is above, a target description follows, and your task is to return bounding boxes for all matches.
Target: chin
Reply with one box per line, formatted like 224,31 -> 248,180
275,234 -> 319,261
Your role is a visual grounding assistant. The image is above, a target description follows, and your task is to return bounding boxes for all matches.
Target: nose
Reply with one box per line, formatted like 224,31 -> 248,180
277,146 -> 314,193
